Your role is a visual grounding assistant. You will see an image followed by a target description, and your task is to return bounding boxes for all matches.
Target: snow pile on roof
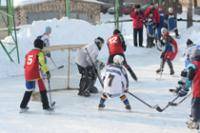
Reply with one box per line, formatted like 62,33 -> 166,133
1,0 -> 50,7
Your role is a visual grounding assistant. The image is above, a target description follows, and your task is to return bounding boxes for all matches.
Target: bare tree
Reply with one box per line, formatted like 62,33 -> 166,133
194,0 -> 197,8
187,0 -> 193,28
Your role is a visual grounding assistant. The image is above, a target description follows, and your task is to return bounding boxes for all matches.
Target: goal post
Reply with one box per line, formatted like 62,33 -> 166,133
32,44 -> 86,101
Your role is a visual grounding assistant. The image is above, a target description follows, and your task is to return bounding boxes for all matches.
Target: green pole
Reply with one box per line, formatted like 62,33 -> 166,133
6,0 -> 14,35
0,41 -> 14,62
114,0 -> 119,29
66,0 -> 70,17
12,10 -> 20,63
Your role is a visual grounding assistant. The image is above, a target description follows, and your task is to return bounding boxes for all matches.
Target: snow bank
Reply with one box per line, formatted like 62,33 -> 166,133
1,12 -> 200,79
0,17 -> 114,78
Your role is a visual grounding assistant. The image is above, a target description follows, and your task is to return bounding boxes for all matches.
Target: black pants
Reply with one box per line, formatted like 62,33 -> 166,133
133,28 -> 143,47
77,64 -> 96,93
146,36 -> 155,48
191,98 -> 200,122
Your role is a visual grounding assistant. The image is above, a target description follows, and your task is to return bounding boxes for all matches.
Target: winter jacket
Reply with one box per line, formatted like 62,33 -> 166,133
163,35 -> 178,60
76,43 -> 100,68
24,49 -> 49,80
165,13 -> 177,31
130,9 -> 144,29
191,61 -> 200,98
144,6 -> 160,25
157,10 -> 165,39
107,34 -> 126,55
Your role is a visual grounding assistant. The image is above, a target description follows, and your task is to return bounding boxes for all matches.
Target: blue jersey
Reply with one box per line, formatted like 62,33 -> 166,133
167,14 -> 177,31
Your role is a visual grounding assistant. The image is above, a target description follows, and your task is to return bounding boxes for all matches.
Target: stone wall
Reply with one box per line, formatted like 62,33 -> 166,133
15,0 -> 101,26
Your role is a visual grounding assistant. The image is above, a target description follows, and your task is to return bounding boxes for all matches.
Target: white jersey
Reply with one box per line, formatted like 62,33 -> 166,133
40,34 -> 50,47
102,64 -> 129,97
76,43 -> 100,68
184,45 -> 196,60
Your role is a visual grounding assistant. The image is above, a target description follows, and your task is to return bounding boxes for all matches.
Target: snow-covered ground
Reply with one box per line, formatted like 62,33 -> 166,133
1,12 -> 200,133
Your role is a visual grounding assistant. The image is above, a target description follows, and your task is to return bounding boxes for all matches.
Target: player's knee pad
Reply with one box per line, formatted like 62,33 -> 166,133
101,93 -> 108,99
120,94 -> 127,101
25,81 -> 35,91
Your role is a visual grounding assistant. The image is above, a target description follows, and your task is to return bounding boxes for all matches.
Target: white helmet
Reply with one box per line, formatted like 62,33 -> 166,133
161,27 -> 168,35
113,55 -> 124,65
168,7 -> 173,13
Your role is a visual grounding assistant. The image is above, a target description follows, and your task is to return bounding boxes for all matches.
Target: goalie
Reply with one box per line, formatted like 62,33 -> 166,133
76,37 -> 105,97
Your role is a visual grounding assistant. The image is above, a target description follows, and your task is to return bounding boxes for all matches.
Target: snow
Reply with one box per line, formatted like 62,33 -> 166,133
1,0 -> 50,7
0,11 -> 200,133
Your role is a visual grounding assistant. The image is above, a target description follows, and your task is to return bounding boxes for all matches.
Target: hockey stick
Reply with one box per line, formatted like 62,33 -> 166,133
105,19 -> 132,24
85,48 -> 104,87
127,91 -> 160,110
177,18 -> 200,23
156,95 -> 179,112
47,79 -> 56,108
49,57 -> 64,70
169,93 -> 191,106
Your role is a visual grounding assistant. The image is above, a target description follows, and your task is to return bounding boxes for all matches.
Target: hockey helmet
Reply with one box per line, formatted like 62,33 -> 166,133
161,27 -> 168,36
95,37 -> 104,49
168,7 -> 174,13
113,55 -> 124,65
186,39 -> 193,46
45,26 -> 52,34
34,38 -> 45,50
113,29 -> 121,35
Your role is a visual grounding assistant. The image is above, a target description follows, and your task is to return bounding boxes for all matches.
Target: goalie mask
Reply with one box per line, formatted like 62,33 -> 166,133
95,37 -> 104,50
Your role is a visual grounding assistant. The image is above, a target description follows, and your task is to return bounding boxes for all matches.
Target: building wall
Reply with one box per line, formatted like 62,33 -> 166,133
0,7 -> 9,39
15,0 -> 101,26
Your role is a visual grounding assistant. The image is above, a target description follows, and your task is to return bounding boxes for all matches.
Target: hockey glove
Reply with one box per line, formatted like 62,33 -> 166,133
46,71 -> 51,79
178,80 -> 185,86
46,52 -> 51,58
178,88 -> 189,97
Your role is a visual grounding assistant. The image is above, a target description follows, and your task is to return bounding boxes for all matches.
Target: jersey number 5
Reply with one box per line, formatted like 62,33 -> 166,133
27,55 -> 34,65
108,74 -> 115,87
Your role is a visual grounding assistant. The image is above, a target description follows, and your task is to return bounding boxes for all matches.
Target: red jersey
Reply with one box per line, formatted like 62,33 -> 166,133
192,61 -> 200,98
24,49 -> 41,80
107,35 -> 124,55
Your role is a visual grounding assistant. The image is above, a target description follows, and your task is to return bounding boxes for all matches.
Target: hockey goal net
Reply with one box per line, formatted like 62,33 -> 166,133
32,44 -> 86,100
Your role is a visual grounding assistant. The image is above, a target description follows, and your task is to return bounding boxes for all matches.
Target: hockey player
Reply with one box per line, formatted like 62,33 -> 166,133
76,37 -> 104,97
37,26 -> 52,57
107,29 -> 138,81
20,38 -> 53,113
165,7 -> 180,38
98,55 -> 131,111
183,39 -> 196,68
156,28 -> 178,75
177,46 -> 200,129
